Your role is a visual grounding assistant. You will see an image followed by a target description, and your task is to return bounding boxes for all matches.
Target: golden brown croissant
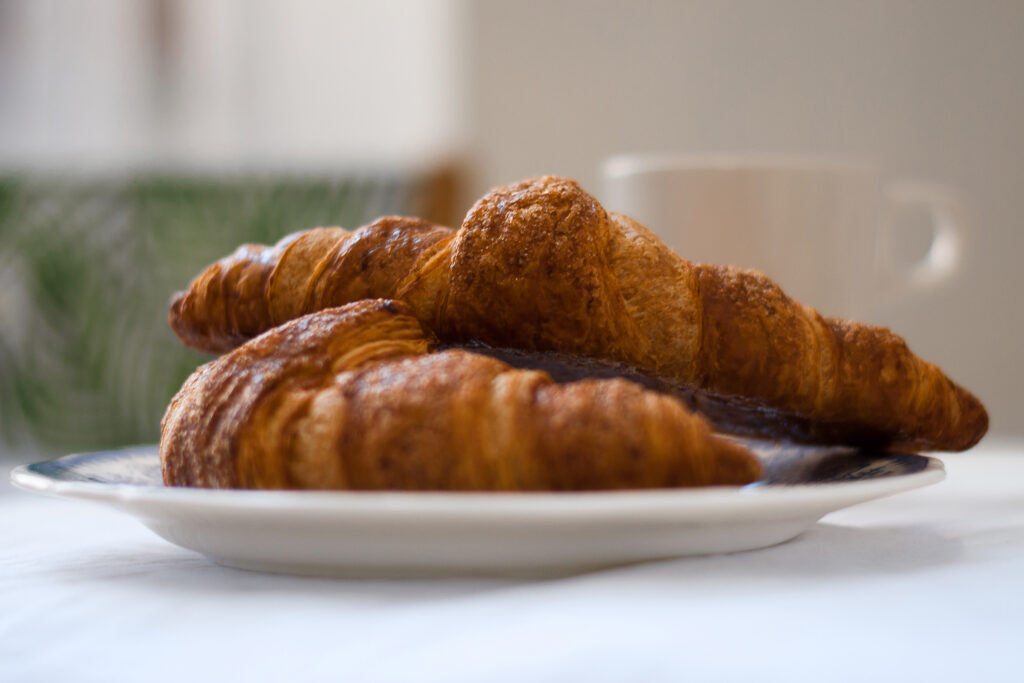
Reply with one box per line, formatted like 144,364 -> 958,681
168,176 -> 988,452
160,300 -> 761,490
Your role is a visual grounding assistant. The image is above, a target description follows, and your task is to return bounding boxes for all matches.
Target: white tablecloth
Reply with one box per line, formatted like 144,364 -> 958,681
4,438 -> 1024,683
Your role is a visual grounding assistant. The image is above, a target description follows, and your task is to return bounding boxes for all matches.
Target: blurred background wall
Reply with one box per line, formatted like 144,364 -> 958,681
0,0 -> 465,171
1,0 -> 1021,459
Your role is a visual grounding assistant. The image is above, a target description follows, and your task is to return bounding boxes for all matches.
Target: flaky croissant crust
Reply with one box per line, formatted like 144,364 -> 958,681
160,300 -> 762,490
169,176 -> 987,451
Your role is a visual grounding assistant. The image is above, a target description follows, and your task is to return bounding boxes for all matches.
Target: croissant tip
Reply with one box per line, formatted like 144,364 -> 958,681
168,291 -> 186,334
169,290 -> 184,313
961,395 -> 990,451
712,439 -> 764,486
938,380 -> 987,451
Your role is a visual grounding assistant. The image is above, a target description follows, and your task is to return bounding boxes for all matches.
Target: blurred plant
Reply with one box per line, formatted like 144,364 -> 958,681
0,172 -> 441,458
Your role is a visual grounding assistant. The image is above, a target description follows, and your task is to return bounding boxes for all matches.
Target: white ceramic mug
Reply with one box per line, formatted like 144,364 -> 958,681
599,155 -> 965,320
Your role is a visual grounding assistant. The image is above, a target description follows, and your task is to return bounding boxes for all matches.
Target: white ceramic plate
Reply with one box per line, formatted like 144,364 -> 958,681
10,443 -> 944,577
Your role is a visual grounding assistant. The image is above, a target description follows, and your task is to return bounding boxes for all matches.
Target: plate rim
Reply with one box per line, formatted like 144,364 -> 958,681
9,445 -> 946,521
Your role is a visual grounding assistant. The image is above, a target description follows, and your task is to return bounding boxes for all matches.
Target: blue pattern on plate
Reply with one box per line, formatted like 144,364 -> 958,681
25,443 -> 930,489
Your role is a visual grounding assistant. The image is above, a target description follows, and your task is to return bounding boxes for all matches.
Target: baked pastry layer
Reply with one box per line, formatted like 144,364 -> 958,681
168,176 -> 988,451
160,300 -> 761,490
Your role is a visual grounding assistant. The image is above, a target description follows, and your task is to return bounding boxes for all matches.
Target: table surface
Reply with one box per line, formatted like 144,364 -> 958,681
3,438 -> 1024,683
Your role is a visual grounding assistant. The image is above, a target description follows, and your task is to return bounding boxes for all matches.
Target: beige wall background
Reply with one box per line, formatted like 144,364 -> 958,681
0,0 -> 465,170
461,0 -> 1024,436
2,0 -> 1021,439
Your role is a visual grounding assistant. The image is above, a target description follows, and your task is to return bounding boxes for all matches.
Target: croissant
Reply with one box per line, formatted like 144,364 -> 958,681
169,176 -> 988,452
160,300 -> 761,490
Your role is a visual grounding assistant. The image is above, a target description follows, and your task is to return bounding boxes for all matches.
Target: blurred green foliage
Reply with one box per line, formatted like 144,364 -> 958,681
0,173 -> 432,458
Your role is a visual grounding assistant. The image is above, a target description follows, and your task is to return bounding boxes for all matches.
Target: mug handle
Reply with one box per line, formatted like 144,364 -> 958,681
878,181 -> 965,300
